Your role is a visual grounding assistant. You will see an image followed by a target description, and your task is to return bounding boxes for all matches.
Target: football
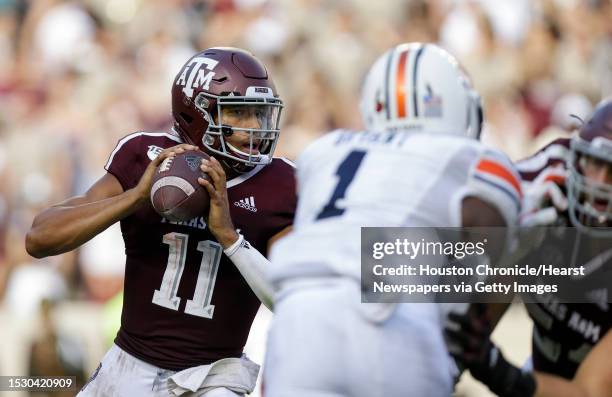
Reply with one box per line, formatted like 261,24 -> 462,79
150,150 -> 212,222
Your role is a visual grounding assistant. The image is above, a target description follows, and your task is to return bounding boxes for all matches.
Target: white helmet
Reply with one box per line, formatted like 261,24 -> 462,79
360,43 -> 482,138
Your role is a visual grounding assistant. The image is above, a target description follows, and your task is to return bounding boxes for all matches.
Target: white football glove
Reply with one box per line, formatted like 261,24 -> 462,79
520,166 -> 568,227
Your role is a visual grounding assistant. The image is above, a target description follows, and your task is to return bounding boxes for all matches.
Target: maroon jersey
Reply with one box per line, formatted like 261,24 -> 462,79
517,137 -> 611,379
104,130 -> 296,370
516,138 -> 570,182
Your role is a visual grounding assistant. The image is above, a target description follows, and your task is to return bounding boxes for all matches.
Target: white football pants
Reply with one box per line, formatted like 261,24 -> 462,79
264,278 -> 455,397
77,344 -> 258,397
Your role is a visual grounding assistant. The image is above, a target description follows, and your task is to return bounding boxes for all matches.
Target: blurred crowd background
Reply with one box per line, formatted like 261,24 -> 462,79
0,0 -> 610,395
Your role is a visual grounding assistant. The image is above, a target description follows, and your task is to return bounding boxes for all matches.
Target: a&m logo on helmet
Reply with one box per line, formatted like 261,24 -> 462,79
175,57 -> 219,97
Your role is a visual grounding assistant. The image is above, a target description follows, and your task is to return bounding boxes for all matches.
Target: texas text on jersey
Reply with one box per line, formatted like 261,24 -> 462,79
105,129 -> 296,370
517,137 -> 611,379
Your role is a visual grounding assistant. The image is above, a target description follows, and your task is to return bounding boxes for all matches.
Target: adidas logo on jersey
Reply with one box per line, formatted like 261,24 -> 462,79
234,196 -> 258,212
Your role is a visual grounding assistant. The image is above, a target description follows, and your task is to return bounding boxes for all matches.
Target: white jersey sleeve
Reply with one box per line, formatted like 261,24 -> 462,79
459,149 -> 522,226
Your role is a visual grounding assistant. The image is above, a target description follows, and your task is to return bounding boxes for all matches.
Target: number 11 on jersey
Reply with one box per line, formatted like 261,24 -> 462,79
152,232 -> 222,319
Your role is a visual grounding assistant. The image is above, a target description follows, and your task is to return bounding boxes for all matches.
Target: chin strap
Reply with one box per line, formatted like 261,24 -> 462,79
224,233 -> 274,310
220,158 -> 252,178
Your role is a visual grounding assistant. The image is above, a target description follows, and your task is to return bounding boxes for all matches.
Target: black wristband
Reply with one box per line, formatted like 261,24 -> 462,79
471,347 -> 536,397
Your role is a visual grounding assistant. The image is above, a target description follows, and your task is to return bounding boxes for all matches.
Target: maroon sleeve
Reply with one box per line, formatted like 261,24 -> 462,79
227,157 -> 297,257
271,158 -> 297,233
265,158 -> 296,244
516,138 -> 570,182
104,132 -> 144,191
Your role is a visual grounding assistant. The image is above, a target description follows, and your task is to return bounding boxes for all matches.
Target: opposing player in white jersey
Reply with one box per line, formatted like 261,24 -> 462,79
263,43 -> 523,396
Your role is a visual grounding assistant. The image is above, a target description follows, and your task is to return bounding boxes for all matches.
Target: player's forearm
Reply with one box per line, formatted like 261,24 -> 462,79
26,189 -> 145,258
534,372 -> 588,397
224,234 -> 274,310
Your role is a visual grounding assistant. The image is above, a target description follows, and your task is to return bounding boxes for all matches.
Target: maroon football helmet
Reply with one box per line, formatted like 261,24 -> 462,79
567,97 -> 612,236
171,47 -> 283,173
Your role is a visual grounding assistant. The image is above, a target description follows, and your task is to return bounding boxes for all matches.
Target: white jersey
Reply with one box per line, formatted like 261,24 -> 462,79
269,129 -> 522,282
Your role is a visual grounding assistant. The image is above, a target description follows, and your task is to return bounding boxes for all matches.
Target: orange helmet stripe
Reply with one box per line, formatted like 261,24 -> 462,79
396,49 -> 410,119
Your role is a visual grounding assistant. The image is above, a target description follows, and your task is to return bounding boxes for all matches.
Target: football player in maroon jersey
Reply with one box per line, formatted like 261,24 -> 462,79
26,47 -> 296,397
446,98 -> 612,397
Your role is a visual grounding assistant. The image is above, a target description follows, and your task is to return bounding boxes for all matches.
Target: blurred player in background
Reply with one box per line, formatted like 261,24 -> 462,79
25,47 -> 296,397
446,98 -> 612,396
263,43 -> 522,396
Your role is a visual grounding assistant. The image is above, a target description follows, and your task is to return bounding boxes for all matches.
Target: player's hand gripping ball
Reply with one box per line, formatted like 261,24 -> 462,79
150,150 -> 212,221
